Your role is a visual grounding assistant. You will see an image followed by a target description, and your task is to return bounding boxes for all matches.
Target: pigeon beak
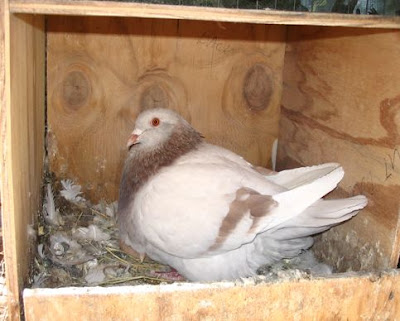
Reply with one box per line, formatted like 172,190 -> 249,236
127,129 -> 143,149
127,134 -> 139,148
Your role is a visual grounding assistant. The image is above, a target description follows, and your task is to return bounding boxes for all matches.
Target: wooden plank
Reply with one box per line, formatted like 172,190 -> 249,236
0,1 -> 8,318
9,0 -> 400,29
47,16 -> 285,202
24,271 -> 400,321
0,11 -> 45,320
0,0 -> 6,206
278,26 -> 400,271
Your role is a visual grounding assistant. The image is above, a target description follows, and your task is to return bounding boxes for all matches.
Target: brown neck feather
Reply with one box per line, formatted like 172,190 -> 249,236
117,125 -> 202,220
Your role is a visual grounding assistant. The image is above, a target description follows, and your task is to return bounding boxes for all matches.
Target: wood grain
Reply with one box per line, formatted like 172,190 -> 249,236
9,0 -> 400,29
24,271 -> 400,321
278,26 -> 400,271
47,16 -> 285,202
0,12 -> 45,321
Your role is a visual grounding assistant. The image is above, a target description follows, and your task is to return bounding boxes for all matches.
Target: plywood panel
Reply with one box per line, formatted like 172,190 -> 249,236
47,16 -> 286,202
0,0 -> 6,191
0,12 -> 45,321
24,271 -> 400,321
0,1 -> 7,317
278,26 -> 400,271
9,0 -> 400,29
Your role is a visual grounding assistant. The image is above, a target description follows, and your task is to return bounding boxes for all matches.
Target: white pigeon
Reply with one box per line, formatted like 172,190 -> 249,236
117,108 -> 367,282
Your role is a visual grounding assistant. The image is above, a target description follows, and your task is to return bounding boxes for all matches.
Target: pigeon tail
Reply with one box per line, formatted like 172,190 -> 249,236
269,195 -> 368,240
252,195 -> 367,266
263,163 -> 344,230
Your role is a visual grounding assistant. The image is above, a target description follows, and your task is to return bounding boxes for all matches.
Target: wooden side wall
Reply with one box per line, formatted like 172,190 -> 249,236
47,16 -> 286,202
24,271 -> 400,321
278,26 -> 400,271
0,11 -> 45,320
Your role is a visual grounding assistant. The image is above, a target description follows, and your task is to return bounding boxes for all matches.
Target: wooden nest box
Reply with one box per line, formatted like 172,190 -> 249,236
1,1 -> 400,320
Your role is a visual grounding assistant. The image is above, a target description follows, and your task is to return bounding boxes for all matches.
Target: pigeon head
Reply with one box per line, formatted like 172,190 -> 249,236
127,108 -> 194,151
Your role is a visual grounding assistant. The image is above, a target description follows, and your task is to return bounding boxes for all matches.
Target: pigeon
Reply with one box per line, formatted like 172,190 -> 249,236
117,108 -> 367,282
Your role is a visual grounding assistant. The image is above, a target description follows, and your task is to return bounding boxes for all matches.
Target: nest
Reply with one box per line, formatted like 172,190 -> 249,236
32,173 -> 179,288
32,173 -> 334,288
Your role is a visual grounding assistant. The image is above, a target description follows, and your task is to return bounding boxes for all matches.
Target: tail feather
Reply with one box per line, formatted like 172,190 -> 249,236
252,164 -> 368,268
266,164 -> 344,229
269,195 -> 367,240
253,195 -> 367,265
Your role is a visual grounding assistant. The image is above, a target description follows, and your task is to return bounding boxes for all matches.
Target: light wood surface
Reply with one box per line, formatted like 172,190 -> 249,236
278,26 -> 400,271
0,2 -> 8,319
9,0 -> 400,29
0,11 -> 45,321
47,16 -> 285,202
24,271 -> 400,321
0,0 -> 6,206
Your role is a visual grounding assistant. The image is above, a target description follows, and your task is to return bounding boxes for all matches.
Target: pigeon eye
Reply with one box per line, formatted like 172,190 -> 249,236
151,118 -> 160,127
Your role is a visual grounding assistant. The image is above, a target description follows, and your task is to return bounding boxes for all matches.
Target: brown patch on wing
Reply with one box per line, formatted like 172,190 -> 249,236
208,187 -> 277,251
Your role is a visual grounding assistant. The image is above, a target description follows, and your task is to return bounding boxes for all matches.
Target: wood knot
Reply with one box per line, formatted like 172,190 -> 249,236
243,64 -> 272,112
62,70 -> 90,110
140,84 -> 169,110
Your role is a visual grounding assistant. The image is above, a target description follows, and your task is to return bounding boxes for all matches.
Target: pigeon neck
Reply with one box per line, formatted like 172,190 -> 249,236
118,125 -> 202,218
